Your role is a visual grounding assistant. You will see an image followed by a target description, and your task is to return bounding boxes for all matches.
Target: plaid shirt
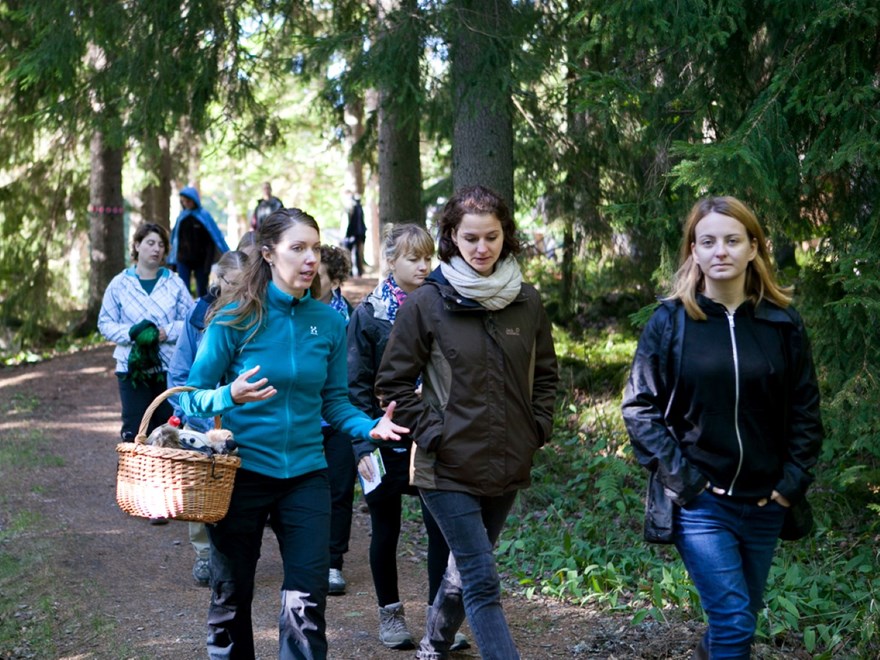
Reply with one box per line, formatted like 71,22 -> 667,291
98,267 -> 194,373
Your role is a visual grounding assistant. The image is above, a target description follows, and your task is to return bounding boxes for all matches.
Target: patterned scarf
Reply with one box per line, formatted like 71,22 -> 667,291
366,274 -> 408,324
328,287 -> 350,324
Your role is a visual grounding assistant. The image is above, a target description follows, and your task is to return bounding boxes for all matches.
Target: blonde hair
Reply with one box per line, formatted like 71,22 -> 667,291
667,196 -> 792,320
381,223 -> 435,278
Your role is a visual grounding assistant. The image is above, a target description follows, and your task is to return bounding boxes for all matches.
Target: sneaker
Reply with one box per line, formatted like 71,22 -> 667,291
328,568 -> 346,595
149,517 -> 168,525
450,632 -> 470,652
192,558 -> 210,586
416,651 -> 447,660
378,602 -> 415,650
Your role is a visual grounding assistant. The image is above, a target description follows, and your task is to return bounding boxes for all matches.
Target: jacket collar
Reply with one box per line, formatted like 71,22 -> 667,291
124,266 -> 170,280
425,267 -> 481,309
680,294 -> 795,325
267,280 -> 311,311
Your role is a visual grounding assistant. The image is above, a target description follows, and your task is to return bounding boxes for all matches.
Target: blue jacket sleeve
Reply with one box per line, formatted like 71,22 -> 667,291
178,320 -> 238,419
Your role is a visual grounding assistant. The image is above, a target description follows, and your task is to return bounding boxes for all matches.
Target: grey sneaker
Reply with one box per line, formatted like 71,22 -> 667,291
378,602 -> 415,649
450,632 -> 470,652
192,557 -> 210,586
328,568 -> 346,595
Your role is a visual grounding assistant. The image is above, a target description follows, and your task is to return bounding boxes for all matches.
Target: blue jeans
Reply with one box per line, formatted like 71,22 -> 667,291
207,468 -> 330,660
674,491 -> 786,660
419,489 -> 519,660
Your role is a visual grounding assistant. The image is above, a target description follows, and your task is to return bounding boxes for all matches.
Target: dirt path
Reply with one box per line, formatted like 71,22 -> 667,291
0,278 -> 709,659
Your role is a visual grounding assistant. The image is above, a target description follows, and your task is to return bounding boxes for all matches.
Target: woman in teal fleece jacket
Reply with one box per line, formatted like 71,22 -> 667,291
180,208 -> 407,660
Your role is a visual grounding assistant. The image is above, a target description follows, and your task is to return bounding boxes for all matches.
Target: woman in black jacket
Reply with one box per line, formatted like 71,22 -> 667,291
347,224 -> 468,652
622,196 -> 823,659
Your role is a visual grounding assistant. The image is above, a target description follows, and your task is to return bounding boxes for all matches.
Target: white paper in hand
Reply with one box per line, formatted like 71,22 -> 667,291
359,447 -> 386,495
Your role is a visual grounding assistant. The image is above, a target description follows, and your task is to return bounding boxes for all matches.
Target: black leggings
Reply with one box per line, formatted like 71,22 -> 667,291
367,492 -> 449,607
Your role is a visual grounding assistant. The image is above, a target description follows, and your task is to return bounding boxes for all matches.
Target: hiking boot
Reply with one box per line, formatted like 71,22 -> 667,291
378,602 -> 415,649
192,557 -> 210,586
328,568 -> 346,595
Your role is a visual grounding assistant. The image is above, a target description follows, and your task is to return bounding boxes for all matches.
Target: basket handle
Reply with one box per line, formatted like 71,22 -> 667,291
134,386 -> 222,444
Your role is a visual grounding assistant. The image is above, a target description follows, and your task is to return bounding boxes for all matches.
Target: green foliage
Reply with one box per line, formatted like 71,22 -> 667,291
799,246 -> 880,474
0,138 -> 90,345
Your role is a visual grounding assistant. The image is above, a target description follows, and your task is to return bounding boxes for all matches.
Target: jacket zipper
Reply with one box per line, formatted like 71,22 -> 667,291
285,308 -> 296,473
726,311 -> 744,495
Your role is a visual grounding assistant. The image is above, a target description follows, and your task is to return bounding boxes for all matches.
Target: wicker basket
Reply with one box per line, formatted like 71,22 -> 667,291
115,386 -> 240,523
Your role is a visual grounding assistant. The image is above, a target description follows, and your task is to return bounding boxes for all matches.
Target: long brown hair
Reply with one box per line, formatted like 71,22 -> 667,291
437,186 -> 520,263
208,208 -> 321,339
667,196 -> 792,320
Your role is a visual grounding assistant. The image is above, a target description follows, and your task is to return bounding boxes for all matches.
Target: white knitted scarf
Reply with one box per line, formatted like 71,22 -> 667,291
440,255 -> 523,311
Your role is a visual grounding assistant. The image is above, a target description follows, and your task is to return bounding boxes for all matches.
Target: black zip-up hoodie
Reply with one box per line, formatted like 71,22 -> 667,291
622,297 -> 823,543
673,296 -> 790,497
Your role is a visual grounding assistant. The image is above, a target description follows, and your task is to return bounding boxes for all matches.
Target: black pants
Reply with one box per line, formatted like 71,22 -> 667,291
366,447 -> 450,606
207,468 -> 331,660
116,371 -> 173,441
349,239 -> 366,277
322,425 -> 357,570
177,261 -> 210,298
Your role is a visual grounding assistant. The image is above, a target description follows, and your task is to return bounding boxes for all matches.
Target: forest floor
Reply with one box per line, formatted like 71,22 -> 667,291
0,276 -> 799,659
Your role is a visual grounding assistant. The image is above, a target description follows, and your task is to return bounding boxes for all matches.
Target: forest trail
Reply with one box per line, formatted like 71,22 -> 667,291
0,276 -> 709,659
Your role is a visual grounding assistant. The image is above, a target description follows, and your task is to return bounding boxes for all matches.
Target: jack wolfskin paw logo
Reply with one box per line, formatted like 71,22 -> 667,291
310,326 -> 318,335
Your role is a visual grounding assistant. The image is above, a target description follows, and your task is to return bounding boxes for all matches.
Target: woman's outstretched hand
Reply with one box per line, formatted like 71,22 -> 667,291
369,401 -> 410,441
230,365 -> 277,404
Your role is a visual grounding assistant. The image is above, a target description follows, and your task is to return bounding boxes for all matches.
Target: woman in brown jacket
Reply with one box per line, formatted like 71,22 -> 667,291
375,185 -> 559,660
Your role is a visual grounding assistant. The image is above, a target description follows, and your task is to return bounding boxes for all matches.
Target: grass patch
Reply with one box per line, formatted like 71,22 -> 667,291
0,507 -> 117,658
0,429 -> 65,470
0,512 -> 56,658
0,393 -> 40,416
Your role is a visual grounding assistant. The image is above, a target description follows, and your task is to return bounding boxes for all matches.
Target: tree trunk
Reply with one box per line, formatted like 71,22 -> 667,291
450,0 -> 514,209
344,95 -> 366,196
378,92 -> 423,227
375,0 -> 424,235
77,130 -> 125,335
140,136 -> 173,232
